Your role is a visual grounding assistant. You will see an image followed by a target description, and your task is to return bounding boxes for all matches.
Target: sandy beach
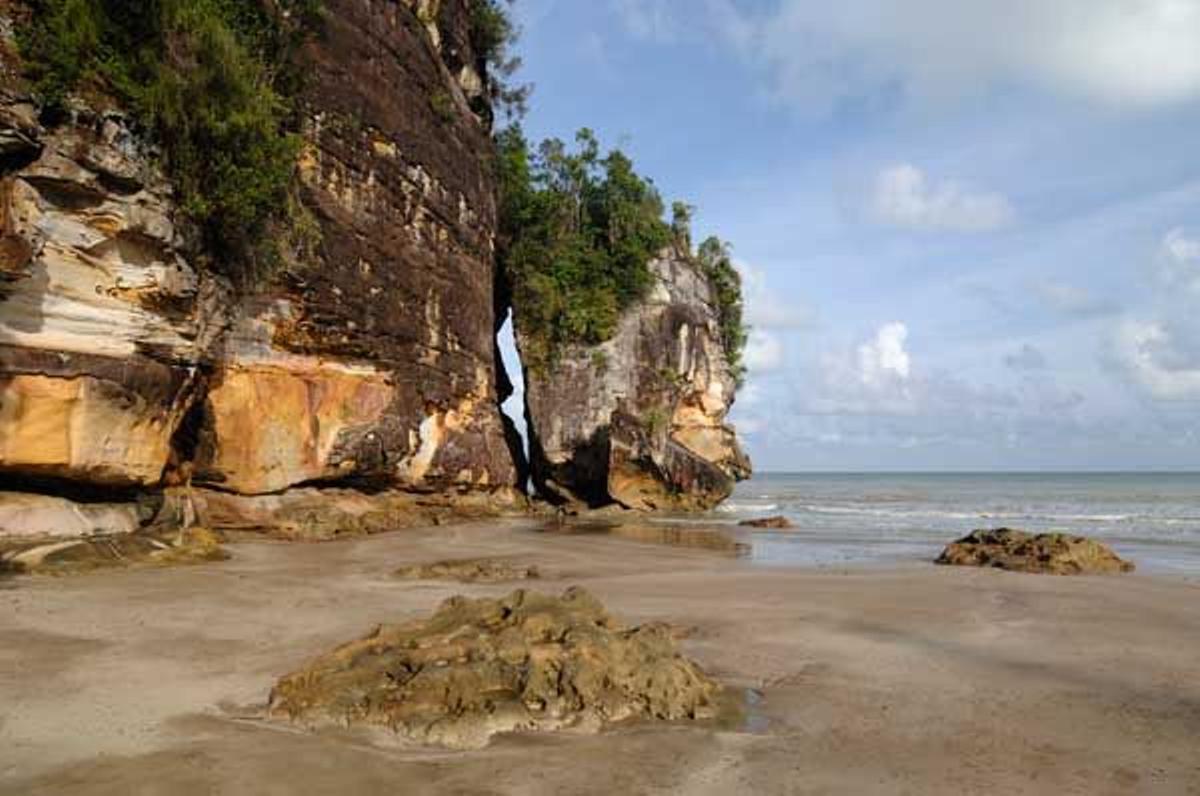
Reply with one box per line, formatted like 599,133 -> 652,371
2,519 -> 1199,795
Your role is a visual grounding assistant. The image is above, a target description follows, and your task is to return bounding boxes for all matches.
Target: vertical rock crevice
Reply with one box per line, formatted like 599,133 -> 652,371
492,272 -> 529,493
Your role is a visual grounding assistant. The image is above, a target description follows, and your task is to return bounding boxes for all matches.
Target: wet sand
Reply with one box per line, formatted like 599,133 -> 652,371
2,518 -> 1199,795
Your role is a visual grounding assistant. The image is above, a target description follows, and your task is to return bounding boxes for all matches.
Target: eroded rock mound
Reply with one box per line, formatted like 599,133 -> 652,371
394,557 -> 541,583
936,528 -> 1134,575
268,587 -> 721,749
738,515 -> 793,529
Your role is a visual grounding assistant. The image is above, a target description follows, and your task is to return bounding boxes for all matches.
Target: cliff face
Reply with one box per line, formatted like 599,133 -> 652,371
0,0 -> 749,541
0,0 -> 523,538
517,252 -> 751,512
0,98 -> 203,492
193,0 -> 520,498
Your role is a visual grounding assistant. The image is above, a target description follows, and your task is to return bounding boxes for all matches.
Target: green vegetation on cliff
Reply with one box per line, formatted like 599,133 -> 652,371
696,236 -> 748,387
496,125 -> 673,367
468,0 -> 528,119
497,126 -> 748,383
19,0 -> 321,284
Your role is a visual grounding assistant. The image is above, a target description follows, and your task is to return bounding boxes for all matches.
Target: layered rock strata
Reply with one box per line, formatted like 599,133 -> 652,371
0,0 -> 523,538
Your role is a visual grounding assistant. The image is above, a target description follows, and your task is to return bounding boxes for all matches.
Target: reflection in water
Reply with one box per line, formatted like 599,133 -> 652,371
712,686 -> 771,734
534,521 -> 750,556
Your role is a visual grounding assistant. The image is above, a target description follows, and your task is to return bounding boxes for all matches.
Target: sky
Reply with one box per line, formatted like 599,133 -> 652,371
496,0 -> 1200,472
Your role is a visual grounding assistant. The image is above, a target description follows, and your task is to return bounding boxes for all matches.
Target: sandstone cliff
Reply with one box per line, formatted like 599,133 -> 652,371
197,0 -> 520,499
0,0 -> 523,539
0,0 -> 748,542
517,250 -> 751,511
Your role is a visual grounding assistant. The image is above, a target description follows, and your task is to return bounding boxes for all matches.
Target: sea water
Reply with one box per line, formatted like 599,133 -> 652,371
714,472 -> 1200,575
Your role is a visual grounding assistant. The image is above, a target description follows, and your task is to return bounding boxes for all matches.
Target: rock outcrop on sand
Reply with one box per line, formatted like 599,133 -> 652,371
739,516 -> 793,529
0,526 -> 226,575
517,253 -> 751,512
394,557 -> 541,583
268,587 -> 721,749
936,528 -> 1134,575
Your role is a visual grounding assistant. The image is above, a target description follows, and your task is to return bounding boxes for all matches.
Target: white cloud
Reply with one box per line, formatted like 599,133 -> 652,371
743,329 -> 784,372
1114,319 -> 1200,400
869,164 -> 1014,231
805,323 -> 916,417
743,0 -> 1200,111
1159,228 -> 1200,295
737,260 -> 814,329
857,322 -> 911,386
1030,279 -> 1118,318
733,415 -> 767,435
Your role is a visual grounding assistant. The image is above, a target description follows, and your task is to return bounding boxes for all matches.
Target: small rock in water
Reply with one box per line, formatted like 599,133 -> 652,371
935,528 -> 1134,575
738,515 -> 794,529
393,557 -> 541,583
268,587 -> 722,749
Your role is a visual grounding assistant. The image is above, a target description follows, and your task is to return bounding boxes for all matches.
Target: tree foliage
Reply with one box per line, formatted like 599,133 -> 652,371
496,125 -> 673,368
498,127 -> 748,385
18,0 -> 322,285
467,0 -> 529,120
696,236 -> 748,387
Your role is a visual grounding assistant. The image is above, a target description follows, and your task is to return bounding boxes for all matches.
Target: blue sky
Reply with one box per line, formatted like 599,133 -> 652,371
497,0 -> 1200,471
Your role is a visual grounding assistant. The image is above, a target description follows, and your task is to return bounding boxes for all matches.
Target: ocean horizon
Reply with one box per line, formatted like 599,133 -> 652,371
713,471 -> 1200,575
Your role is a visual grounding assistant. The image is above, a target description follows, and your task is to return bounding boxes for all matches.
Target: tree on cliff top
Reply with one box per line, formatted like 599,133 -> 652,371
496,125 -> 672,368
468,0 -> 528,120
497,126 -> 748,384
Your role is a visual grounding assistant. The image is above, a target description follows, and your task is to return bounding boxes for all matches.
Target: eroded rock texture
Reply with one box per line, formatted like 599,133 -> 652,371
394,557 -> 542,583
268,587 -> 722,749
195,0 -> 519,497
517,253 -> 751,511
936,528 -> 1135,575
0,97 -> 208,490
0,526 -> 226,575
188,0 -> 517,498
0,0 -> 523,538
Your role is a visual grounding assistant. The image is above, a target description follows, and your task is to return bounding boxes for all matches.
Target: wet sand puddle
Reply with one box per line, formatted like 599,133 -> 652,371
532,520 -> 750,556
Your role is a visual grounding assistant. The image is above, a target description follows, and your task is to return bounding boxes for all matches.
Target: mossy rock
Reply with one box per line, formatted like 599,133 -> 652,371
936,528 -> 1134,575
269,587 -> 722,748
1,527 -> 228,575
394,557 -> 541,584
